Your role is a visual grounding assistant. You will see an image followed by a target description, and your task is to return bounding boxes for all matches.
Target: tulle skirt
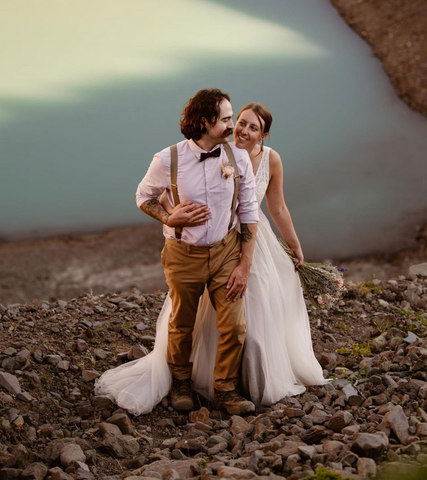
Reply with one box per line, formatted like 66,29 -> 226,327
95,210 -> 327,415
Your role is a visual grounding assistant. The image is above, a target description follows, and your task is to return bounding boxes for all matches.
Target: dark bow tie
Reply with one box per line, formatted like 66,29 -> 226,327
200,147 -> 221,162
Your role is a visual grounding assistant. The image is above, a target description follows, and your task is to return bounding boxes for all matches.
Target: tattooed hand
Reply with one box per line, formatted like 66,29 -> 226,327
226,223 -> 258,301
140,199 -> 170,225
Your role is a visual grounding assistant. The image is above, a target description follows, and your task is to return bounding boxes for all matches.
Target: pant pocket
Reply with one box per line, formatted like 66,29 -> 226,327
160,243 -> 167,267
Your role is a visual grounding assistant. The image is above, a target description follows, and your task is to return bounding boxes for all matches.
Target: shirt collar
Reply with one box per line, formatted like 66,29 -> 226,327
188,139 -> 221,160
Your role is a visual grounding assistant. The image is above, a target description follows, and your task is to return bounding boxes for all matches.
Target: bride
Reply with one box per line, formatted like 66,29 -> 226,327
95,103 -> 327,415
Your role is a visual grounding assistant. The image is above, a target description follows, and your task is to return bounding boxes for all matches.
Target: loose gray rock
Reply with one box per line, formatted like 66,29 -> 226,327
357,457 -> 377,479
351,432 -> 389,459
327,411 -> 353,433
50,467 -> 74,480
380,405 -> 410,445
188,407 -> 210,423
175,436 -> 206,451
46,355 -> 62,366
308,409 -> 330,425
20,462 -> 48,480
127,345 -> 149,360
230,416 -> 254,436
76,339 -> 89,353
99,422 -> 122,438
0,372 -> 22,394
343,384 -> 363,405
372,334 -> 387,352
318,352 -> 338,371
218,466 -> 258,479
44,439 -> 76,463
403,331 -> 420,344
102,435 -> 140,457
82,370 -> 100,382
94,349 -> 110,360
3,347 -> 17,356
0,468 -> 23,480
59,444 -> 86,468
409,263 -> 427,276
106,413 -> 134,435
298,445 -> 317,459
134,459 -> 201,479
56,360 -> 70,371
17,391 -> 34,403
118,301 -> 140,310
276,441 -> 305,458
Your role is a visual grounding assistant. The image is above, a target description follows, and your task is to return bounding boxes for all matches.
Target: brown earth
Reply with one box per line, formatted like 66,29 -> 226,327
1,223 -> 426,307
330,0 -> 427,118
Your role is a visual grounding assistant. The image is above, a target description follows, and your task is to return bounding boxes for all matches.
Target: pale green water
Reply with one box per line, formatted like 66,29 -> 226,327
1,0 -> 426,258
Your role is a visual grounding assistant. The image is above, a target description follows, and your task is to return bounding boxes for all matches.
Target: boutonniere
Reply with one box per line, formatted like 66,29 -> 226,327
221,160 -> 234,179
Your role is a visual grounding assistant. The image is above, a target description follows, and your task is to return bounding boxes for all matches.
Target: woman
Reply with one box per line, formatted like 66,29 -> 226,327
95,103 -> 327,414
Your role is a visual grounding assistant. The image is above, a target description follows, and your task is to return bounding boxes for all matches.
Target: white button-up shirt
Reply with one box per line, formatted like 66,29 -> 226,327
136,139 -> 259,246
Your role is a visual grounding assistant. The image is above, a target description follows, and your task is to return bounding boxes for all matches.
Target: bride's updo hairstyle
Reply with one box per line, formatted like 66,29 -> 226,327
180,88 -> 231,141
236,103 -> 272,153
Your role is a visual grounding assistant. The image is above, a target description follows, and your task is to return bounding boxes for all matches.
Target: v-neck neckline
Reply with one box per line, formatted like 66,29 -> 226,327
252,148 -> 265,178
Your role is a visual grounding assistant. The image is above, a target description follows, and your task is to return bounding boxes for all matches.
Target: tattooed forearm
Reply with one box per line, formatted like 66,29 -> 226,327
140,199 -> 170,225
241,223 -> 253,242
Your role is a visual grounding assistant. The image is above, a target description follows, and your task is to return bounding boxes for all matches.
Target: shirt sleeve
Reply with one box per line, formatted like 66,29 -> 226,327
135,155 -> 170,208
236,152 -> 259,224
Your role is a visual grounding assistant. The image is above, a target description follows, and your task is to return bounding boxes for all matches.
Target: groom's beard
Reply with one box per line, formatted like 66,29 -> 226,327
222,128 -> 234,138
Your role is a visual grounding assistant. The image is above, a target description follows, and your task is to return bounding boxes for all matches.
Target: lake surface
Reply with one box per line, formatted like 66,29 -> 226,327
1,0 -> 426,258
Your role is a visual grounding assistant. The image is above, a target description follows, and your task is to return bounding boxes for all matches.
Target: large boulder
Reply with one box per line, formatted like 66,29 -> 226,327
351,433 -> 389,459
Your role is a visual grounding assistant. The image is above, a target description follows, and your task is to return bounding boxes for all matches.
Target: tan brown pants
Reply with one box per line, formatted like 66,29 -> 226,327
161,228 -> 245,391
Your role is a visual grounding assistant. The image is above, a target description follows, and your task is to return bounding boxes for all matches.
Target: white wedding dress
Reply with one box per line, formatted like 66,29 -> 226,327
95,147 -> 327,415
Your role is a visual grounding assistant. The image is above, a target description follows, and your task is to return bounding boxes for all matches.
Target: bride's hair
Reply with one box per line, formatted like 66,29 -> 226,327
236,103 -> 272,153
180,88 -> 230,141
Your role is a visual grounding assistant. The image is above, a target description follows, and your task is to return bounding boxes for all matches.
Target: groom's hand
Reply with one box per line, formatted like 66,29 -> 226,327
226,264 -> 249,302
226,223 -> 257,301
166,202 -> 210,228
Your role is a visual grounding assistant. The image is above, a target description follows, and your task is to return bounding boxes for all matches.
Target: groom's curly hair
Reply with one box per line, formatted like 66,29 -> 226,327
180,88 -> 230,141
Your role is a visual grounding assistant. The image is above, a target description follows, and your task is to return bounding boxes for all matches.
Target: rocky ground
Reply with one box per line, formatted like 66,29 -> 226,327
1,268 -> 427,480
330,0 -> 427,119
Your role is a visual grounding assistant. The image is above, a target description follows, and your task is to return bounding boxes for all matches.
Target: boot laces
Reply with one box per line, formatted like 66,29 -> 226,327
173,378 -> 192,397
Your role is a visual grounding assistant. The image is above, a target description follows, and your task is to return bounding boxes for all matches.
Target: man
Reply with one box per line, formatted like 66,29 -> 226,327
136,88 -> 258,415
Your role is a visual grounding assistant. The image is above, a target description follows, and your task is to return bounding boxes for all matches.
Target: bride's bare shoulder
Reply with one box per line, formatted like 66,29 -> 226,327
268,148 -> 283,173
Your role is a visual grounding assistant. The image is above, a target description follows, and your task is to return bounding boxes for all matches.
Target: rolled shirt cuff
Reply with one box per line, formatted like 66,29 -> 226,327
238,211 -> 259,224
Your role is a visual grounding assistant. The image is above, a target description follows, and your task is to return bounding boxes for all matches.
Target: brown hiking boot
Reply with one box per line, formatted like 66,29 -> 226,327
170,377 -> 194,412
213,389 -> 255,415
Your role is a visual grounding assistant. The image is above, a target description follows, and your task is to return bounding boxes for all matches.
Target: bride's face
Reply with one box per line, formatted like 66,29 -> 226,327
234,109 -> 265,151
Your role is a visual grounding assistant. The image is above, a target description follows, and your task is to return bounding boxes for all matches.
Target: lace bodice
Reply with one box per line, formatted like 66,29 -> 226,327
255,146 -> 270,205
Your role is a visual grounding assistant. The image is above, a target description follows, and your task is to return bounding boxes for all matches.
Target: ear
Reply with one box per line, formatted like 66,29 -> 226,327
200,117 -> 208,134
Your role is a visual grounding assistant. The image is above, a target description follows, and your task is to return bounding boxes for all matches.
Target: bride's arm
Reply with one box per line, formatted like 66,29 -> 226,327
265,149 -> 304,267
159,191 -> 211,227
159,191 -> 174,214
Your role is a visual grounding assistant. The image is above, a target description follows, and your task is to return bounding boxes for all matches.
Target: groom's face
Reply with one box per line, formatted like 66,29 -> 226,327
203,99 -> 234,145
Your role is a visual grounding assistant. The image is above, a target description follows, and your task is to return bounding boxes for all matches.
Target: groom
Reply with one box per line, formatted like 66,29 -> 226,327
136,88 -> 258,415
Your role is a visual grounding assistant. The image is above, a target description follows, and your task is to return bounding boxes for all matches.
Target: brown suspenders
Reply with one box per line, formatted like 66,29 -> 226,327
169,143 -> 240,240
223,143 -> 240,230
169,144 -> 182,239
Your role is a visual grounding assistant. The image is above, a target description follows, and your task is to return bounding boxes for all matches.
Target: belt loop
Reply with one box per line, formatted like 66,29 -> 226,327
186,243 -> 191,254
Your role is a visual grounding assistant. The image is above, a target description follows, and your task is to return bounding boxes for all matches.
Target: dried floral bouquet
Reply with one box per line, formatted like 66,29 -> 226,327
278,238 -> 346,308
